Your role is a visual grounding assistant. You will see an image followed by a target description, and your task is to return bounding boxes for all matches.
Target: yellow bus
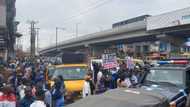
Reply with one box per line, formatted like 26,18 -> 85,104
46,64 -> 88,93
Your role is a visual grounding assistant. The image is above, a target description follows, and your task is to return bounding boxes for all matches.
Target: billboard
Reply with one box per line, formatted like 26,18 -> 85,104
147,7 -> 190,31
0,0 -> 6,28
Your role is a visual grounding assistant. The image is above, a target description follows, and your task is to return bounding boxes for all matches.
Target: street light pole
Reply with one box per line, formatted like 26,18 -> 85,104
56,27 -> 65,51
56,27 -> 58,51
28,20 -> 38,57
35,28 -> 40,54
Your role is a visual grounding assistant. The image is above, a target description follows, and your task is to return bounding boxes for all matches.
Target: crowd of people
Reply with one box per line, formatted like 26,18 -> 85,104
82,61 -> 150,98
0,56 -> 151,107
0,57 -> 66,107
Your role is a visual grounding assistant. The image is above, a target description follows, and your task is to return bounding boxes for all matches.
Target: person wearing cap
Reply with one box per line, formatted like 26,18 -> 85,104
30,88 -> 46,107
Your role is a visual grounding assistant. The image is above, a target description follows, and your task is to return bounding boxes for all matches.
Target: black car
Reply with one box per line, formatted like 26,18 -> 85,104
140,61 -> 190,107
67,60 -> 190,107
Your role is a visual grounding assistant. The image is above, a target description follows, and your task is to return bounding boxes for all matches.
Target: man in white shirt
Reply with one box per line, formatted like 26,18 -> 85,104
97,71 -> 103,83
30,89 -> 46,107
83,76 -> 91,98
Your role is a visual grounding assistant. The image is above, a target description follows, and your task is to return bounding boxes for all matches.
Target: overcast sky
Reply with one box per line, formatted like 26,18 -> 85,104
16,0 -> 190,50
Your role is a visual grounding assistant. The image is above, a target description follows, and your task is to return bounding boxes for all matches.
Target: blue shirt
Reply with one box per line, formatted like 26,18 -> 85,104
19,96 -> 35,107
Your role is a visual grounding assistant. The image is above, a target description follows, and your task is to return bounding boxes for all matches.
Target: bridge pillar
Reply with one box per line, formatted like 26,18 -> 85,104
83,44 -> 91,70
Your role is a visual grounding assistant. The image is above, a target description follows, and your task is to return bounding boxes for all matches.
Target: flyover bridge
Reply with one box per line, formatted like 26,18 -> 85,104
40,7 -> 190,57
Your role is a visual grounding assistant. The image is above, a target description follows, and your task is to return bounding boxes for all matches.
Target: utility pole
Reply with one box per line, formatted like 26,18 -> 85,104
35,28 -> 40,55
56,27 -> 65,51
28,21 -> 38,57
56,27 -> 58,51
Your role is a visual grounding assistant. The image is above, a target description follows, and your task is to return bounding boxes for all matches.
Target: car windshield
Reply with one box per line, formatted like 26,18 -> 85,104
52,67 -> 87,80
146,69 -> 184,86
48,66 -> 56,78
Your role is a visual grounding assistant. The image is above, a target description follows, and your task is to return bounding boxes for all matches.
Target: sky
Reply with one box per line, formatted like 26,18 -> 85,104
15,0 -> 190,50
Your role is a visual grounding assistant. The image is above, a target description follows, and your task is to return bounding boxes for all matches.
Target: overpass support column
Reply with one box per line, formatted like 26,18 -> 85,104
84,44 -> 92,70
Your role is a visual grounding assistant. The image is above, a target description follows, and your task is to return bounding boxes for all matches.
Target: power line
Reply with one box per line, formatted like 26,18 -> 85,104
62,0 -> 114,23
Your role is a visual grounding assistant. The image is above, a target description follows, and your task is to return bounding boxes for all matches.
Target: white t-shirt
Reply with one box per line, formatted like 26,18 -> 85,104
111,70 -> 117,74
97,71 -> 103,82
17,85 -> 26,100
30,101 -> 46,107
124,78 -> 132,88
131,75 -> 138,84
83,81 -> 91,98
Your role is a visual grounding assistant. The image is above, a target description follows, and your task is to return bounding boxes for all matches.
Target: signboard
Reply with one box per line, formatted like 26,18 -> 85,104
147,7 -> 190,31
125,57 -> 135,70
0,0 -> 6,28
102,53 -> 118,69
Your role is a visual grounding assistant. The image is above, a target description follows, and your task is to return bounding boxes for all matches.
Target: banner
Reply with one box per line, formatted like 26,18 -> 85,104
125,57 -> 135,70
102,53 -> 118,69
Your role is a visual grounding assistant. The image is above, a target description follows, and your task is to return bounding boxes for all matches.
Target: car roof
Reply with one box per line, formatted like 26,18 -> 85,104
151,64 -> 190,71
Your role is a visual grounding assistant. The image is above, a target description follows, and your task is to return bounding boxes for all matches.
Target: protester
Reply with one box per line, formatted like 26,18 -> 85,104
44,84 -> 52,107
17,81 -> 26,100
52,76 -> 65,107
19,86 -> 35,107
83,75 -> 91,98
3,85 -> 16,107
103,69 -> 112,89
87,72 -> 95,95
117,69 -> 133,88
95,75 -> 107,94
110,68 -> 118,89
97,70 -> 103,84
30,88 -> 46,107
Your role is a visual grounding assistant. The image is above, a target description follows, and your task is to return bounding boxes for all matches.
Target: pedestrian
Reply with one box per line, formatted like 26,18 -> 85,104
44,83 -> 52,107
52,76 -> 65,107
95,75 -> 107,94
117,69 -> 132,88
30,88 -> 46,107
103,69 -> 112,89
110,68 -> 118,89
3,85 -> 16,107
83,75 -> 91,98
19,86 -> 35,107
97,70 -> 103,84
17,81 -> 26,100
87,72 -> 95,95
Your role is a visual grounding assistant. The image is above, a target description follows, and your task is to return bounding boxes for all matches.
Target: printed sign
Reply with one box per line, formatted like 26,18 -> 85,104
102,53 -> 118,69
125,57 -> 135,70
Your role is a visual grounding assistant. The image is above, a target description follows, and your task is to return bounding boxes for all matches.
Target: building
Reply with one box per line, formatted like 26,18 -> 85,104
0,0 -> 21,60
0,0 -> 7,58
